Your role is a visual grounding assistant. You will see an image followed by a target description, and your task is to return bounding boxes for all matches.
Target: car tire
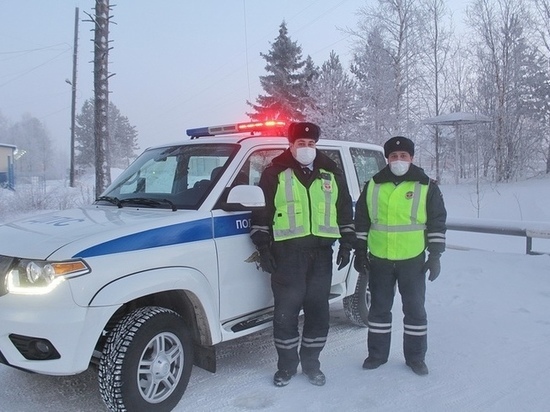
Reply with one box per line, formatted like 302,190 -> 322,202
343,270 -> 370,327
98,306 -> 193,412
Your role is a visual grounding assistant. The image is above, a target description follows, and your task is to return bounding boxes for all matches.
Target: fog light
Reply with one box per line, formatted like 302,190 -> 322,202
9,334 -> 61,360
33,340 -> 51,355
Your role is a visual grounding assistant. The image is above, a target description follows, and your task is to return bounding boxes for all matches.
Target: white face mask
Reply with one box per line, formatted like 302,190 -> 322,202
389,160 -> 410,176
294,147 -> 317,165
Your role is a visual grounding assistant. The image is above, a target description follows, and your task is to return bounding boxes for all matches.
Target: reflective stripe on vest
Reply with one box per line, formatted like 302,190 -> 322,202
367,180 -> 428,260
272,168 -> 340,241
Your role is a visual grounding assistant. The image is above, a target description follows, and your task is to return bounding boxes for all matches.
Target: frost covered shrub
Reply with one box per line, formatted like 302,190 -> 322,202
0,182 -> 94,223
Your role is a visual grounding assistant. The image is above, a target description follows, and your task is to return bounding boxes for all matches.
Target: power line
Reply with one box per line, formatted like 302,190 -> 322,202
0,48 -> 71,88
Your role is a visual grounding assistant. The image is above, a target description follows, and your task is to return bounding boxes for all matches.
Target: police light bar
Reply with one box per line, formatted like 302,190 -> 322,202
186,120 -> 286,138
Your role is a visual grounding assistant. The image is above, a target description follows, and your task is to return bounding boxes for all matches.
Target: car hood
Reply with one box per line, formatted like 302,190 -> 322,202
0,206 -> 209,260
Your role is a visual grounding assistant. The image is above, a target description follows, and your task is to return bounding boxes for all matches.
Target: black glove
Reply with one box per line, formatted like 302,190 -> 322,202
422,253 -> 441,281
336,244 -> 352,270
258,245 -> 277,274
354,250 -> 370,274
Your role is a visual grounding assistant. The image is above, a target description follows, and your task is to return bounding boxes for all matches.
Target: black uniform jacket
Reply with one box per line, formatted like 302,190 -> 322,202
354,163 -> 447,256
251,148 -> 355,249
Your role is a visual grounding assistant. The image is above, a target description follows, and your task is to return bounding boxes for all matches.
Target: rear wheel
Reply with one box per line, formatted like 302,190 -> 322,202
343,271 -> 370,327
99,306 -> 193,412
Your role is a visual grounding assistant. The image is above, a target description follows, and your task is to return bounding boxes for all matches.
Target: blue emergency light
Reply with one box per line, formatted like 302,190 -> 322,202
186,120 -> 286,139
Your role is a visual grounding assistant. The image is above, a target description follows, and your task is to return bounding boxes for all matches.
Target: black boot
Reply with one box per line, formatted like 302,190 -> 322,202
273,370 -> 296,387
406,360 -> 429,376
362,357 -> 387,370
303,369 -> 326,386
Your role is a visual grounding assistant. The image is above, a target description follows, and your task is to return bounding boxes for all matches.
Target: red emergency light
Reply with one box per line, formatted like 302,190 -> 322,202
186,120 -> 287,138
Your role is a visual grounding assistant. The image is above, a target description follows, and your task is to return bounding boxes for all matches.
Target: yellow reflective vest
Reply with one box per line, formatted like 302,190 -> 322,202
366,180 -> 428,260
272,168 -> 340,241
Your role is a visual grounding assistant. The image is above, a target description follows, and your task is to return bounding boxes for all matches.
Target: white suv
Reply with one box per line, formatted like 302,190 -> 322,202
0,121 -> 385,411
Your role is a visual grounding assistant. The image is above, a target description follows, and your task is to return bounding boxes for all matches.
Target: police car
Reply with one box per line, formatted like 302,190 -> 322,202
0,120 -> 386,411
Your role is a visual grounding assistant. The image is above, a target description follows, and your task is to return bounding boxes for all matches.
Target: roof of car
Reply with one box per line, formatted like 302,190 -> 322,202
145,135 -> 383,153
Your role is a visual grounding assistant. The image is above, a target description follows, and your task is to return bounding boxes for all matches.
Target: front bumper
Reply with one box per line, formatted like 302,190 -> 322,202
0,282 -> 118,375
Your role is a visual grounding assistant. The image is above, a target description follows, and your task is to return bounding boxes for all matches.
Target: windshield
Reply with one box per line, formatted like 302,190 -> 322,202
98,143 -> 238,210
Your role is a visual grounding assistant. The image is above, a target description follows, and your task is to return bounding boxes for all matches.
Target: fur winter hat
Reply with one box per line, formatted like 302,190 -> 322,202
383,136 -> 415,158
287,122 -> 321,143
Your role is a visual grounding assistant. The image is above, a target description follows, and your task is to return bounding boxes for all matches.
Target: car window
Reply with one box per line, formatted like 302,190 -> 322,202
214,148 -> 283,208
233,149 -> 284,187
100,144 -> 238,210
350,147 -> 386,189
318,148 -> 344,172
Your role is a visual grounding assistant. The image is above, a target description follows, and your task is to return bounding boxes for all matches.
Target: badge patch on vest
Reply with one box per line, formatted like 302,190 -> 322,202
320,172 -> 332,192
406,191 -> 414,199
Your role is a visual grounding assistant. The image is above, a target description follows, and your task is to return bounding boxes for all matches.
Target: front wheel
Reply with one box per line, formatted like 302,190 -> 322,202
98,306 -> 193,412
343,270 -> 370,327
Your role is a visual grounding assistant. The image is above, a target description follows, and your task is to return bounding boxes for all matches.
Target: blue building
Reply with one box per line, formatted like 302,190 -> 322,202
0,143 -> 16,190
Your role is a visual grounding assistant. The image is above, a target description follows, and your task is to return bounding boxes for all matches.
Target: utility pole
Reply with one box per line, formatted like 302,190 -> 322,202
93,0 -> 112,197
69,7 -> 79,188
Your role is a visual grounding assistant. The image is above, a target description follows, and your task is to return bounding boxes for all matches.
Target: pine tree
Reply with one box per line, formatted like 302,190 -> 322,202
301,55 -> 320,114
305,51 -> 360,141
75,100 -> 95,168
248,21 -> 309,122
351,27 -> 398,145
75,99 -> 139,170
108,105 -> 139,169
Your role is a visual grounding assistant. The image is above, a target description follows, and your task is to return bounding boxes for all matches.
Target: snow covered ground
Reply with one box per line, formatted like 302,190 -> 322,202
1,176 -> 549,411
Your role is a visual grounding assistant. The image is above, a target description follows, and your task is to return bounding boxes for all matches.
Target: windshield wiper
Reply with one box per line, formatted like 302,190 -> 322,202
119,197 -> 178,211
95,196 -> 123,208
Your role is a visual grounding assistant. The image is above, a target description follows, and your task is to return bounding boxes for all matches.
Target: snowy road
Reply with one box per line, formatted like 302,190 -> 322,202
1,249 -> 550,412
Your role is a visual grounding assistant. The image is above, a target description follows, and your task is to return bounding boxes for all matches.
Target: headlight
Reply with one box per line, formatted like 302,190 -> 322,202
6,258 -> 90,295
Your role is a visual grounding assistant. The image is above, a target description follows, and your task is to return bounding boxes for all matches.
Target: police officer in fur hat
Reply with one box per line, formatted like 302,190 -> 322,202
250,122 -> 355,387
354,136 -> 447,376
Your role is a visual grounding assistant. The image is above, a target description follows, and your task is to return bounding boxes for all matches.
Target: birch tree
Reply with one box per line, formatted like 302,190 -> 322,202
467,0 -> 546,181
351,0 -> 423,137
418,0 -> 453,181
531,0 -> 550,173
7,115 -> 53,180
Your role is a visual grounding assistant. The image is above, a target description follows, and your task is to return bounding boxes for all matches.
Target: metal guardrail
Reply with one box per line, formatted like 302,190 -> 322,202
446,217 -> 550,255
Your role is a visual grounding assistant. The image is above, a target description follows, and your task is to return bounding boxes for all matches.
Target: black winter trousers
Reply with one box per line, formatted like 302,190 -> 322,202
271,242 -> 333,374
367,252 -> 427,362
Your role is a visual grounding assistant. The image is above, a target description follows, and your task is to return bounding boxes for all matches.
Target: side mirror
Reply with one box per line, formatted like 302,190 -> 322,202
222,185 -> 265,211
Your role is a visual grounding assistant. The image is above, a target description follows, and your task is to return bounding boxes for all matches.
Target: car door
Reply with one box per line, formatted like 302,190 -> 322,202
213,146 -> 284,324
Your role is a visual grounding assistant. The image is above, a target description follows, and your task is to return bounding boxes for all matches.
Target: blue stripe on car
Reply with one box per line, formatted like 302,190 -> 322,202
74,213 -> 251,258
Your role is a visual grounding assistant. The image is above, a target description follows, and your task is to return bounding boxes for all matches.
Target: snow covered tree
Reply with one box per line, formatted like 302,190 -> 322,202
467,0 -> 547,181
0,112 -> 8,146
351,26 -> 398,145
75,99 -> 95,169
531,0 -> 550,173
75,99 -> 139,170
351,0 -> 424,138
107,104 -> 139,169
300,55 -> 320,114
417,0 -> 454,181
248,21 -> 309,122
7,115 -> 54,180
305,51 -> 360,141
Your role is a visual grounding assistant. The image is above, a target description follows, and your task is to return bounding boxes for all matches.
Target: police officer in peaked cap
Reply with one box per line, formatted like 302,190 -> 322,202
250,122 -> 355,387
